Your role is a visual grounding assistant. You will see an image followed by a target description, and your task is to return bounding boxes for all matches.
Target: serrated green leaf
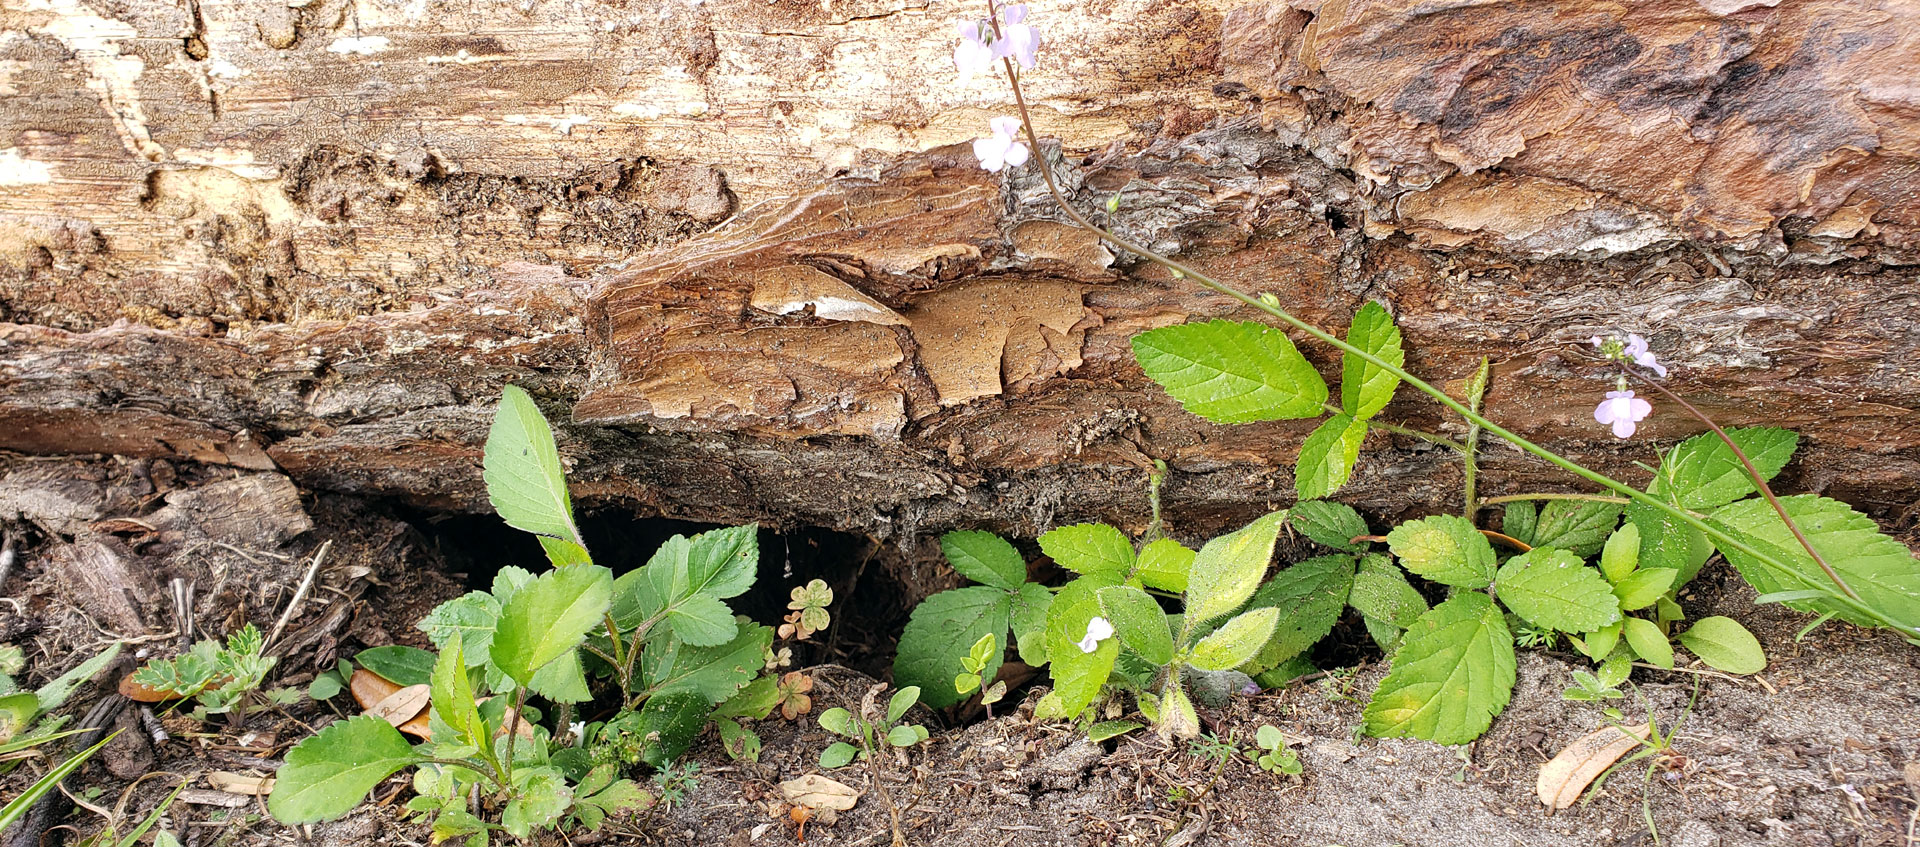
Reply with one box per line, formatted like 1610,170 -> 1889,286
1240,554 -> 1355,673
1039,523 -> 1135,578
1494,548 -> 1621,633
940,530 -> 1027,590
1530,501 -> 1622,559
1134,538 -> 1195,593
529,649 -> 591,703
354,646 -> 436,687
571,766 -> 649,830
663,593 -> 740,647
1190,607 -> 1280,671
1502,502 -> 1538,546
1289,500 -> 1371,552
1348,554 -> 1427,628
491,565 -> 612,687
483,385 -> 584,548
267,715 -> 422,824
1675,617 -> 1766,674
429,643 -> 484,753
893,587 -> 1010,709
502,767 -> 572,839
1611,568 -> 1677,612
1340,301 -> 1404,420
1657,427 -> 1799,510
539,536 -> 593,568
1712,495 -> 1920,631
1097,586 -> 1174,666
1363,614 -> 1403,654
1010,582 -> 1053,666
1627,499 -> 1712,589
641,621 -> 772,703
632,692 -> 710,768
1622,617 -> 1673,668
417,592 -> 502,666
1599,524 -> 1640,583
712,675 -> 779,721
1132,320 -> 1328,423
1295,414 -> 1368,501
681,525 -> 760,600
1042,576 -> 1123,719
1386,514 -> 1495,589
1363,593 -> 1515,744
1186,511 -> 1288,628
610,527 -> 758,632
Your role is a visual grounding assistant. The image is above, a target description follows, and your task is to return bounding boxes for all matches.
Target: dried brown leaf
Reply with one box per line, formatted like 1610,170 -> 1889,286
778,774 -> 861,811
1537,723 -> 1652,809
367,684 -> 430,730
206,771 -> 275,796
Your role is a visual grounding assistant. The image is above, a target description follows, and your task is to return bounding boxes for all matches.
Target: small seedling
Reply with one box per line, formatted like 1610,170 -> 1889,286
817,685 -> 928,768
1247,725 -> 1302,777
131,624 -> 276,717
953,633 -> 1008,715
779,579 -> 834,641
652,761 -> 700,811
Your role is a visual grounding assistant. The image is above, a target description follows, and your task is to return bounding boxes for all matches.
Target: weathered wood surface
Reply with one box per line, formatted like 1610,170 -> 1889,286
2,0 -> 1918,539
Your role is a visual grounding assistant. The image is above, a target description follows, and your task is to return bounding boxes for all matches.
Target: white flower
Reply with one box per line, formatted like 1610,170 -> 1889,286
953,19 -> 996,83
1593,389 -> 1652,439
567,721 -> 586,744
993,4 -> 1041,69
972,116 -> 1030,172
1075,616 -> 1115,653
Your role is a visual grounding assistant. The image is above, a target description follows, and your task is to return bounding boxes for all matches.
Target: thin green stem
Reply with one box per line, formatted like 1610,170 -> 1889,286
501,688 -> 527,784
1462,358 -> 1491,520
602,613 -> 629,697
998,65 -> 1916,638
1617,362 -> 1861,604
1479,493 -> 1633,507
1319,403 -> 1465,451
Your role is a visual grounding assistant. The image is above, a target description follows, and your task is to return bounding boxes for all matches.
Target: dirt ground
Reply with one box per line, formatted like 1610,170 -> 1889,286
3,458 -> 1917,847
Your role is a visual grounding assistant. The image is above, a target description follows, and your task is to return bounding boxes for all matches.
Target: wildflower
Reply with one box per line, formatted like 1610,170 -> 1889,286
973,115 -> 1030,172
1593,389 -> 1652,438
1075,616 -> 1115,653
954,19 -> 996,82
1593,333 -> 1668,377
993,4 -> 1041,69
567,721 -> 586,745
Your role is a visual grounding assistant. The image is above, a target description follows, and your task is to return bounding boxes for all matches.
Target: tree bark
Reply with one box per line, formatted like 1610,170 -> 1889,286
3,0 -> 1917,540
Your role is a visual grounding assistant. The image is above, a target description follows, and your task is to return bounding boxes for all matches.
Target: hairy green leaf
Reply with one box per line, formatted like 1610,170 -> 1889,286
1656,427 -> 1799,510
632,692 -> 710,768
1675,617 -> 1766,675
1240,554 -> 1355,673
1190,608 -> 1280,671
1132,320 -> 1328,423
1712,495 -> 1920,630
1289,500 -> 1371,552
1363,593 -> 1515,745
491,565 -> 613,687
483,385 -> 583,548
1295,414 -> 1367,501
1098,586 -> 1173,667
1348,554 -> 1427,628
1039,523 -> 1135,579
1386,515 -> 1495,589
1494,548 -> 1621,633
1009,583 -> 1053,666
429,643 -> 485,753
940,530 -> 1027,590
893,587 -> 1011,709
662,593 -> 740,648
539,536 -> 593,567
1339,301 -> 1404,421
1502,502 -> 1538,546
268,715 -> 421,824
1627,500 -> 1712,589
1186,511 -> 1288,627
1530,501 -> 1623,559
529,649 -> 591,703
416,592 -> 502,667
1134,538 -> 1195,593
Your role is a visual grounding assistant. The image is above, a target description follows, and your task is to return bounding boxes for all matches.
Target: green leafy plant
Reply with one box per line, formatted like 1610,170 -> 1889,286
952,633 -> 1007,714
0,642 -> 119,751
268,385 -> 775,841
892,531 -> 1051,709
817,685 -> 928,768
1247,725 -> 1303,777
131,624 -> 276,718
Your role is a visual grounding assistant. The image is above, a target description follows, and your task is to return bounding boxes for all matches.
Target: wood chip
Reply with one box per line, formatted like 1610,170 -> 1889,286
778,774 -> 861,811
1537,723 -> 1652,809
367,684 -> 430,729
206,771 -> 275,796
1904,761 -> 1920,801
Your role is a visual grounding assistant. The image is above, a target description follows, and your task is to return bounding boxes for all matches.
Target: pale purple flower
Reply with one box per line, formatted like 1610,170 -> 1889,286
992,4 -> 1041,69
973,116 -> 1030,172
954,19 -> 995,83
1621,334 -> 1668,377
1075,616 -> 1114,653
1594,389 -> 1652,439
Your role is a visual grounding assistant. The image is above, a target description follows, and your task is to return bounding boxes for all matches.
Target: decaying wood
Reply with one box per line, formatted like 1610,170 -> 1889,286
2,0 -> 1917,539
47,540 -> 151,634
